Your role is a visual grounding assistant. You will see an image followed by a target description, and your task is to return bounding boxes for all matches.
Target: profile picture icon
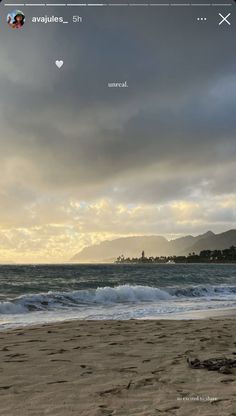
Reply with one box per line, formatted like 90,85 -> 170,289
7,10 -> 25,29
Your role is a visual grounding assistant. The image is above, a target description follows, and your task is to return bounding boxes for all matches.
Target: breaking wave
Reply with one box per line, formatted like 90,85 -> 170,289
168,285 -> 236,298
0,284 -> 236,315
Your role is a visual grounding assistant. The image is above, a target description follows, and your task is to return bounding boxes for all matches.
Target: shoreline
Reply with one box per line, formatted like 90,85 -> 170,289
0,317 -> 236,415
142,307 -> 236,320
1,306 -> 236,332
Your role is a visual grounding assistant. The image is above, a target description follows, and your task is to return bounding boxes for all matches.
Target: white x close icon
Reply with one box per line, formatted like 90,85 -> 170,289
219,13 -> 231,26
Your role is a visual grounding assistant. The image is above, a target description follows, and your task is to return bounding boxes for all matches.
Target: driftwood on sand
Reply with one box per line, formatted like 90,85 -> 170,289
187,357 -> 236,374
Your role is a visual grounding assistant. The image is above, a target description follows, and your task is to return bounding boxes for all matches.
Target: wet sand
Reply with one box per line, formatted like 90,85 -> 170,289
0,316 -> 236,416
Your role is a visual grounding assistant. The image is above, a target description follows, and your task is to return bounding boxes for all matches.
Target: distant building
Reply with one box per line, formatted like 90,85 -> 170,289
115,245 -> 236,264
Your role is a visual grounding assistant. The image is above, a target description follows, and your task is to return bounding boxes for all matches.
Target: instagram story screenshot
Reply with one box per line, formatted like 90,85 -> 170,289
0,0 -> 236,415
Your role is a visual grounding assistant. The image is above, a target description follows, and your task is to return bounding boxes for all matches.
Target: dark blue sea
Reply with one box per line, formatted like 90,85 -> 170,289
0,264 -> 236,328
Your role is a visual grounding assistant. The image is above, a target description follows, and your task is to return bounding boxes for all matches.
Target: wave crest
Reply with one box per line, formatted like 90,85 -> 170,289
0,284 -> 236,315
0,285 -> 171,314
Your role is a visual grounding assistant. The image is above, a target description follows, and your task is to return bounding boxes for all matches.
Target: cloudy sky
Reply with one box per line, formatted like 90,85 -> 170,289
0,2 -> 235,262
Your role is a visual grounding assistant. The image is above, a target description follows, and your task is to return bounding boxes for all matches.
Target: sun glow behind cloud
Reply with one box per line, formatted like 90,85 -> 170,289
0,196 -> 235,263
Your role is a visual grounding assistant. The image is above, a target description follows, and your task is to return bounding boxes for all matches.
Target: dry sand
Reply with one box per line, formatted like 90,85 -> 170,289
0,316 -> 236,416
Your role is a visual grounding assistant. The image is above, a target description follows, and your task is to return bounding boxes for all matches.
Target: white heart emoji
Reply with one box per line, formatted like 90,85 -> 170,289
55,60 -> 64,69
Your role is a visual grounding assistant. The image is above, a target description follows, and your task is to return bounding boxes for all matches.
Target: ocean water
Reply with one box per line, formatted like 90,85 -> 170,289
0,263 -> 236,329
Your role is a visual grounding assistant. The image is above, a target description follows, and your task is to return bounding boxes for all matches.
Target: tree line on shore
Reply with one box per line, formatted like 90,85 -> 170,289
115,246 -> 236,264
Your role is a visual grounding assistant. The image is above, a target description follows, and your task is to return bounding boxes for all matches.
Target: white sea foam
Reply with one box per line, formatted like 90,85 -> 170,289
0,284 -> 236,315
0,301 -> 27,314
93,285 -> 171,303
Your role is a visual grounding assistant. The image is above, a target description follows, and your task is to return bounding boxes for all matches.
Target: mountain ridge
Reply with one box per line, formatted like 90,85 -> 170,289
71,229 -> 236,263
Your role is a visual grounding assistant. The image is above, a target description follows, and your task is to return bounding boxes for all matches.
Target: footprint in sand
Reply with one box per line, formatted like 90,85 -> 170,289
100,379 -> 133,397
6,353 -> 26,358
0,385 -> 12,390
39,348 -> 55,352
134,376 -> 157,388
99,386 -> 123,396
47,349 -> 67,355
1,347 -> 10,352
81,371 -> 93,376
97,407 -> 114,416
171,359 -> 179,365
120,367 -> 138,374
109,342 -> 124,346
163,406 -> 180,412
220,379 -> 235,384
63,339 -> 75,342
47,380 -> 68,384
100,410 -> 114,416
211,398 -> 230,404
151,369 -> 164,375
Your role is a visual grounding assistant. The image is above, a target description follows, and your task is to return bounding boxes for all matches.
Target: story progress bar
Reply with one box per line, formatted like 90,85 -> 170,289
3,2 -> 234,7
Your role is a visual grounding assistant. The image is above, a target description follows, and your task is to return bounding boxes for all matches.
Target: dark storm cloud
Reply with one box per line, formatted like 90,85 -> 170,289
0,6 -> 235,204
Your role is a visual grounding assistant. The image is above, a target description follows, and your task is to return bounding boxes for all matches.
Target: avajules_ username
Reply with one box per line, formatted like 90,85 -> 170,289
32,16 -> 64,24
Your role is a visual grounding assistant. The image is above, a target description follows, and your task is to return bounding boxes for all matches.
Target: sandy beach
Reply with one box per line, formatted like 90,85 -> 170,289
0,316 -> 236,416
